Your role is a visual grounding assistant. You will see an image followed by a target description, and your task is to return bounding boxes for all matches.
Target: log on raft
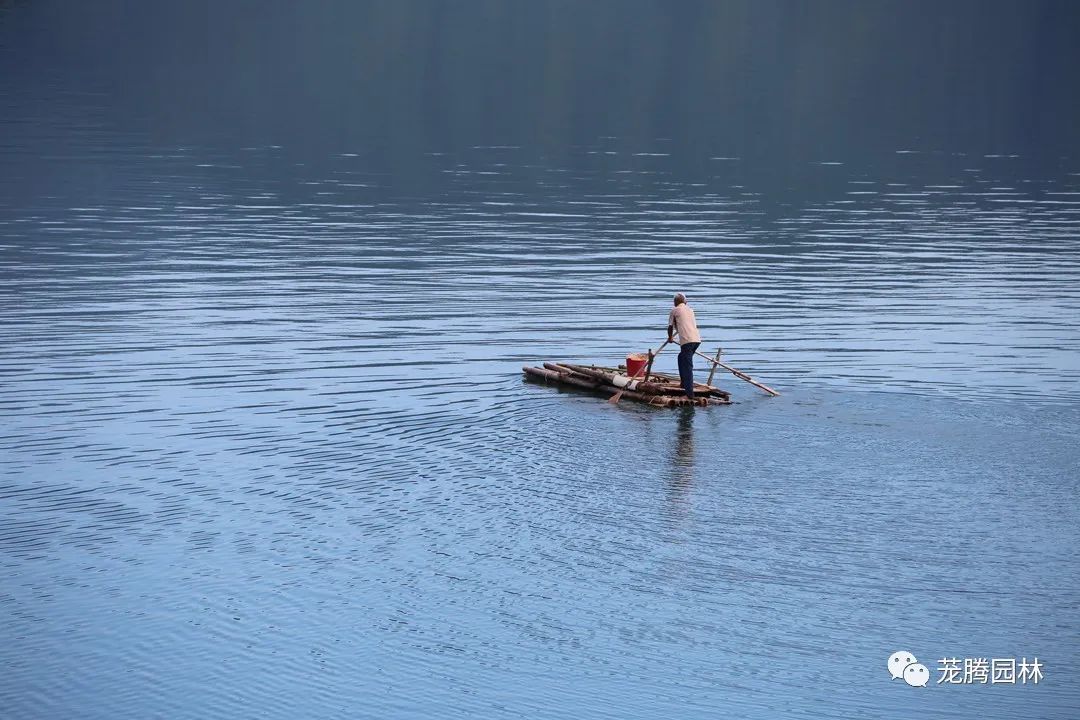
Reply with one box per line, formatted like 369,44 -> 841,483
552,362 -> 731,401
543,362 -> 673,395
523,365 -> 730,407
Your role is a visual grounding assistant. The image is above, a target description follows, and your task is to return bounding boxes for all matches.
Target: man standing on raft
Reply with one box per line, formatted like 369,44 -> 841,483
667,293 -> 701,399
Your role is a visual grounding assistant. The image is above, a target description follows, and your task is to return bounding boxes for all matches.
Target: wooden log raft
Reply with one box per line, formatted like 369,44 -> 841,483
606,363 -> 731,401
523,363 -> 731,407
550,363 -> 731,401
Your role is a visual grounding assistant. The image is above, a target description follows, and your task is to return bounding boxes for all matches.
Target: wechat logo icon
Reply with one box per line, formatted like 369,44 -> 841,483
888,650 -> 929,687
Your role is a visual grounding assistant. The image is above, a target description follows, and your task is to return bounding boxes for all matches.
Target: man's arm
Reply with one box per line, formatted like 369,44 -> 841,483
667,322 -> 675,343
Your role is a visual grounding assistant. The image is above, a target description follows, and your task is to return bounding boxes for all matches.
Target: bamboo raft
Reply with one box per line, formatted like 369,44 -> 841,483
523,361 -> 732,407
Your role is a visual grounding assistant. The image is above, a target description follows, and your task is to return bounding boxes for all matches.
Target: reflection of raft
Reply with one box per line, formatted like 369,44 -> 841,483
523,362 -> 731,406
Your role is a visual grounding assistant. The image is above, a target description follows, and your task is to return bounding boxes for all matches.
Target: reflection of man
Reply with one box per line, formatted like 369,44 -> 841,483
667,406 -> 695,511
667,293 -> 701,399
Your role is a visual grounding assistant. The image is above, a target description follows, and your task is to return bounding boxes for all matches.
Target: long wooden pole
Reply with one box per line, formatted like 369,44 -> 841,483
692,350 -> 779,396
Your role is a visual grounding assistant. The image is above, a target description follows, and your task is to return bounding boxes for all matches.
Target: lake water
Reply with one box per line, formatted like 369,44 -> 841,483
3,4 -> 1080,720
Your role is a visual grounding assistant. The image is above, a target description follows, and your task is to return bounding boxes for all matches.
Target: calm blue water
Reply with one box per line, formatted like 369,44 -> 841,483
3,3 -> 1080,719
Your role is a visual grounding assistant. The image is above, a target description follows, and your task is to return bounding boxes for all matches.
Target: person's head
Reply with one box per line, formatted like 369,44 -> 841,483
673,293 -> 686,306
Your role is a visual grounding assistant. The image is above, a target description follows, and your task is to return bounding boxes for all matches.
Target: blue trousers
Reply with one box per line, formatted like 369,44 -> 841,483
677,342 -> 700,398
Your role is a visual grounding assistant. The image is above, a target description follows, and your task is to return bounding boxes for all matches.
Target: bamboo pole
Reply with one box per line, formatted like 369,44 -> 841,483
692,350 -> 780,397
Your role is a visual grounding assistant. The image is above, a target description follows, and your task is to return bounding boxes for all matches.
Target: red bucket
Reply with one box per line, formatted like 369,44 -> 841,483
626,353 -> 648,378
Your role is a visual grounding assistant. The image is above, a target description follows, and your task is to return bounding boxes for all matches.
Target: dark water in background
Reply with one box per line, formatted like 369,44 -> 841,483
2,2 -> 1080,719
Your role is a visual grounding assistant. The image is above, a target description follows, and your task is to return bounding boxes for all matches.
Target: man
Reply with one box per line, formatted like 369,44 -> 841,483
667,293 -> 701,399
